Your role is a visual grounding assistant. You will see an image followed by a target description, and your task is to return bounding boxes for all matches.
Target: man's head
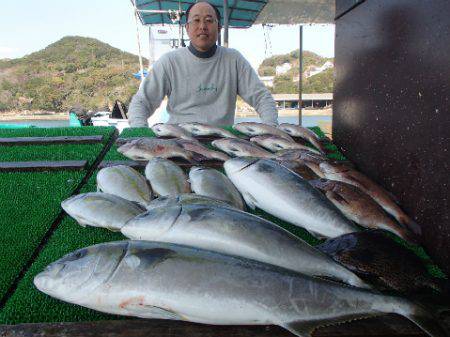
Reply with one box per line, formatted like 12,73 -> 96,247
185,1 -> 221,52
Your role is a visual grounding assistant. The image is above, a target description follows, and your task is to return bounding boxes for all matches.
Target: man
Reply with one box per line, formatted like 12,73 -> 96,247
128,1 -> 278,127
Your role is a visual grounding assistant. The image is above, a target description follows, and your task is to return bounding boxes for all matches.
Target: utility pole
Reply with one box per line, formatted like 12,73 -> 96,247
298,25 -> 303,125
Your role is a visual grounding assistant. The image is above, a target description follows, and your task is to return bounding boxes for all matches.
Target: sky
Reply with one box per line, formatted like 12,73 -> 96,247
0,0 -> 334,70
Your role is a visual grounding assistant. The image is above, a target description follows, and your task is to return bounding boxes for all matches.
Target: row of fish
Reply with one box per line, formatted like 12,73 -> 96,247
41,167 -> 446,337
34,123 -> 447,336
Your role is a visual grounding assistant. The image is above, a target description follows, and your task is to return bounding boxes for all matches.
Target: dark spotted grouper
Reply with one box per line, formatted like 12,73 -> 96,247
317,230 -> 450,295
34,241 -> 447,337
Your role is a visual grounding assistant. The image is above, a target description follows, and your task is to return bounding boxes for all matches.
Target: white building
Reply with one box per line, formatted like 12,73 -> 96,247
305,61 -> 334,78
259,76 -> 274,87
275,63 -> 292,75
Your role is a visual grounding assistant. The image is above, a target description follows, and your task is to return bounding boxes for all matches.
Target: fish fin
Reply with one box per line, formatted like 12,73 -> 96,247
402,217 -> 422,236
325,190 -> 349,205
403,305 -> 449,337
281,320 -> 316,337
242,192 -> 257,210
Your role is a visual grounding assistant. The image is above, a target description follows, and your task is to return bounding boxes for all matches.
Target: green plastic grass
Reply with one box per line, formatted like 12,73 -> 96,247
0,127 -> 115,163
0,127 -> 116,304
0,171 -> 84,301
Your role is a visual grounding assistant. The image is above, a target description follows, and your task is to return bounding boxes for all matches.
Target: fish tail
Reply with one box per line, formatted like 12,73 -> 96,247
392,298 -> 448,337
400,216 -> 422,236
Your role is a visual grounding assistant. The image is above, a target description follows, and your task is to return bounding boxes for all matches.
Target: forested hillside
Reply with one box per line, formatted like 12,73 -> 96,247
258,49 -> 334,94
0,36 -> 143,112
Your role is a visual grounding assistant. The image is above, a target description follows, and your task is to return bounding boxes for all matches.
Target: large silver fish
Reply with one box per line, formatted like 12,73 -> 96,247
145,193 -> 233,210
151,123 -> 197,141
34,241 -> 446,337
123,204 -> 368,288
224,158 -> 359,238
250,135 -> 320,154
189,167 -> 244,210
319,161 -> 422,236
117,138 -> 195,162
61,192 -> 146,231
310,179 -> 418,243
175,139 -> 230,161
233,122 -> 294,141
179,122 -> 238,138
278,123 -> 327,153
144,158 -> 190,196
96,165 -> 152,206
211,138 -> 274,158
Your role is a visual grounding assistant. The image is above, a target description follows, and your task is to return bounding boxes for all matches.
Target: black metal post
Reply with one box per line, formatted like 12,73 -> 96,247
223,0 -> 229,47
298,25 -> 303,125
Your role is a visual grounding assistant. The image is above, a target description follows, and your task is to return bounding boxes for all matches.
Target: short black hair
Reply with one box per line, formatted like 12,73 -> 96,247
185,1 -> 221,25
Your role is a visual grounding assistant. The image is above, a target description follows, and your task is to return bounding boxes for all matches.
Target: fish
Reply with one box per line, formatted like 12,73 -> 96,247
276,149 -> 329,178
178,122 -> 238,138
317,230 -> 450,296
96,165 -> 152,206
319,161 -> 422,236
278,123 -> 328,153
249,135 -> 321,154
117,138 -> 196,162
277,160 -> 320,180
61,192 -> 146,231
224,157 -> 360,238
144,158 -> 190,196
310,179 -> 418,243
34,240 -> 447,337
151,123 -> 197,141
123,204 -> 369,288
233,122 -> 295,141
211,138 -> 274,158
188,167 -> 244,210
175,139 -> 230,161
145,193 -> 233,210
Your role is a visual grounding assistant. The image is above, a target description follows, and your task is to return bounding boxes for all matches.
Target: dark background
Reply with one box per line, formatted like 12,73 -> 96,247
334,0 -> 450,275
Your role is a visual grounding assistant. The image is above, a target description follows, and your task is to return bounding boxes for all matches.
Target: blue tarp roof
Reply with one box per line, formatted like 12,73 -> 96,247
133,0 -> 268,28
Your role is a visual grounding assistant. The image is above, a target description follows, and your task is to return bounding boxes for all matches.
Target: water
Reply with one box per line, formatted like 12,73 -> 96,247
0,115 -> 331,128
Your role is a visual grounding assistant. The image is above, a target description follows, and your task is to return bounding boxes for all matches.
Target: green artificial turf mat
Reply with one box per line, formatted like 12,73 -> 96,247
0,171 -> 84,301
0,127 -> 116,163
0,127 -> 117,305
0,175 -> 126,324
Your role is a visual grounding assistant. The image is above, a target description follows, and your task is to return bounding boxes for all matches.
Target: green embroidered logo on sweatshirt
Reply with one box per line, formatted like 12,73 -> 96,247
197,84 -> 218,94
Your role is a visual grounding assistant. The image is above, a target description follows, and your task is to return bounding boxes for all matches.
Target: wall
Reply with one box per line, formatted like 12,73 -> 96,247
334,0 -> 450,275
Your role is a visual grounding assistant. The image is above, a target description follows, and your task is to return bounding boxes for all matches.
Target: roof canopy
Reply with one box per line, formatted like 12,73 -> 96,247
133,0 -> 268,28
256,0 -> 334,25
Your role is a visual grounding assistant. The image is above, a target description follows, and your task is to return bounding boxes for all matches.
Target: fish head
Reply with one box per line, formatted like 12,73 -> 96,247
188,166 -> 207,180
277,124 -> 294,135
151,123 -> 169,136
233,123 -> 259,135
117,139 -> 153,160
223,157 -> 259,176
121,206 -> 182,240
319,161 -> 348,174
34,242 -> 128,301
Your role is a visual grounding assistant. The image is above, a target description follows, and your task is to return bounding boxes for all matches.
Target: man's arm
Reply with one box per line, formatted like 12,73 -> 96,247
128,60 -> 171,127
236,52 -> 278,126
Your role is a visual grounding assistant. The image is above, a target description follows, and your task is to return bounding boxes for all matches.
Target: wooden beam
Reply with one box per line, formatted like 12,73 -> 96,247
0,136 -> 104,146
0,313 -> 448,337
0,160 -> 88,172
99,159 -> 223,169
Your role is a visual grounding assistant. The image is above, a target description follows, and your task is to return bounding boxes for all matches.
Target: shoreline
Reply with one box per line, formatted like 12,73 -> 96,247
0,108 -> 332,121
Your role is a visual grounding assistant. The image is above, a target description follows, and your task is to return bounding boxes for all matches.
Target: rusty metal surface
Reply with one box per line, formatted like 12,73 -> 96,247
334,0 -> 450,275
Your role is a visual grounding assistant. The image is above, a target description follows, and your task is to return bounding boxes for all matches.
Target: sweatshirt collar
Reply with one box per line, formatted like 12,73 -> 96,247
188,43 -> 217,58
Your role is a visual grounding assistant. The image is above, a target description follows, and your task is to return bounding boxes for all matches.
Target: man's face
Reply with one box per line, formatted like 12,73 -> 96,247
186,2 -> 220,52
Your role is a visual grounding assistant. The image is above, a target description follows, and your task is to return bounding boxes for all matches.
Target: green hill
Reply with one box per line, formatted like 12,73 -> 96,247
258,50 -> 333,94
0,36 -> 145,112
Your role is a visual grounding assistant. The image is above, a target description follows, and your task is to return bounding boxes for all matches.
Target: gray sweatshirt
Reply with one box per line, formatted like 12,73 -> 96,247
128,46 -> 278,127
